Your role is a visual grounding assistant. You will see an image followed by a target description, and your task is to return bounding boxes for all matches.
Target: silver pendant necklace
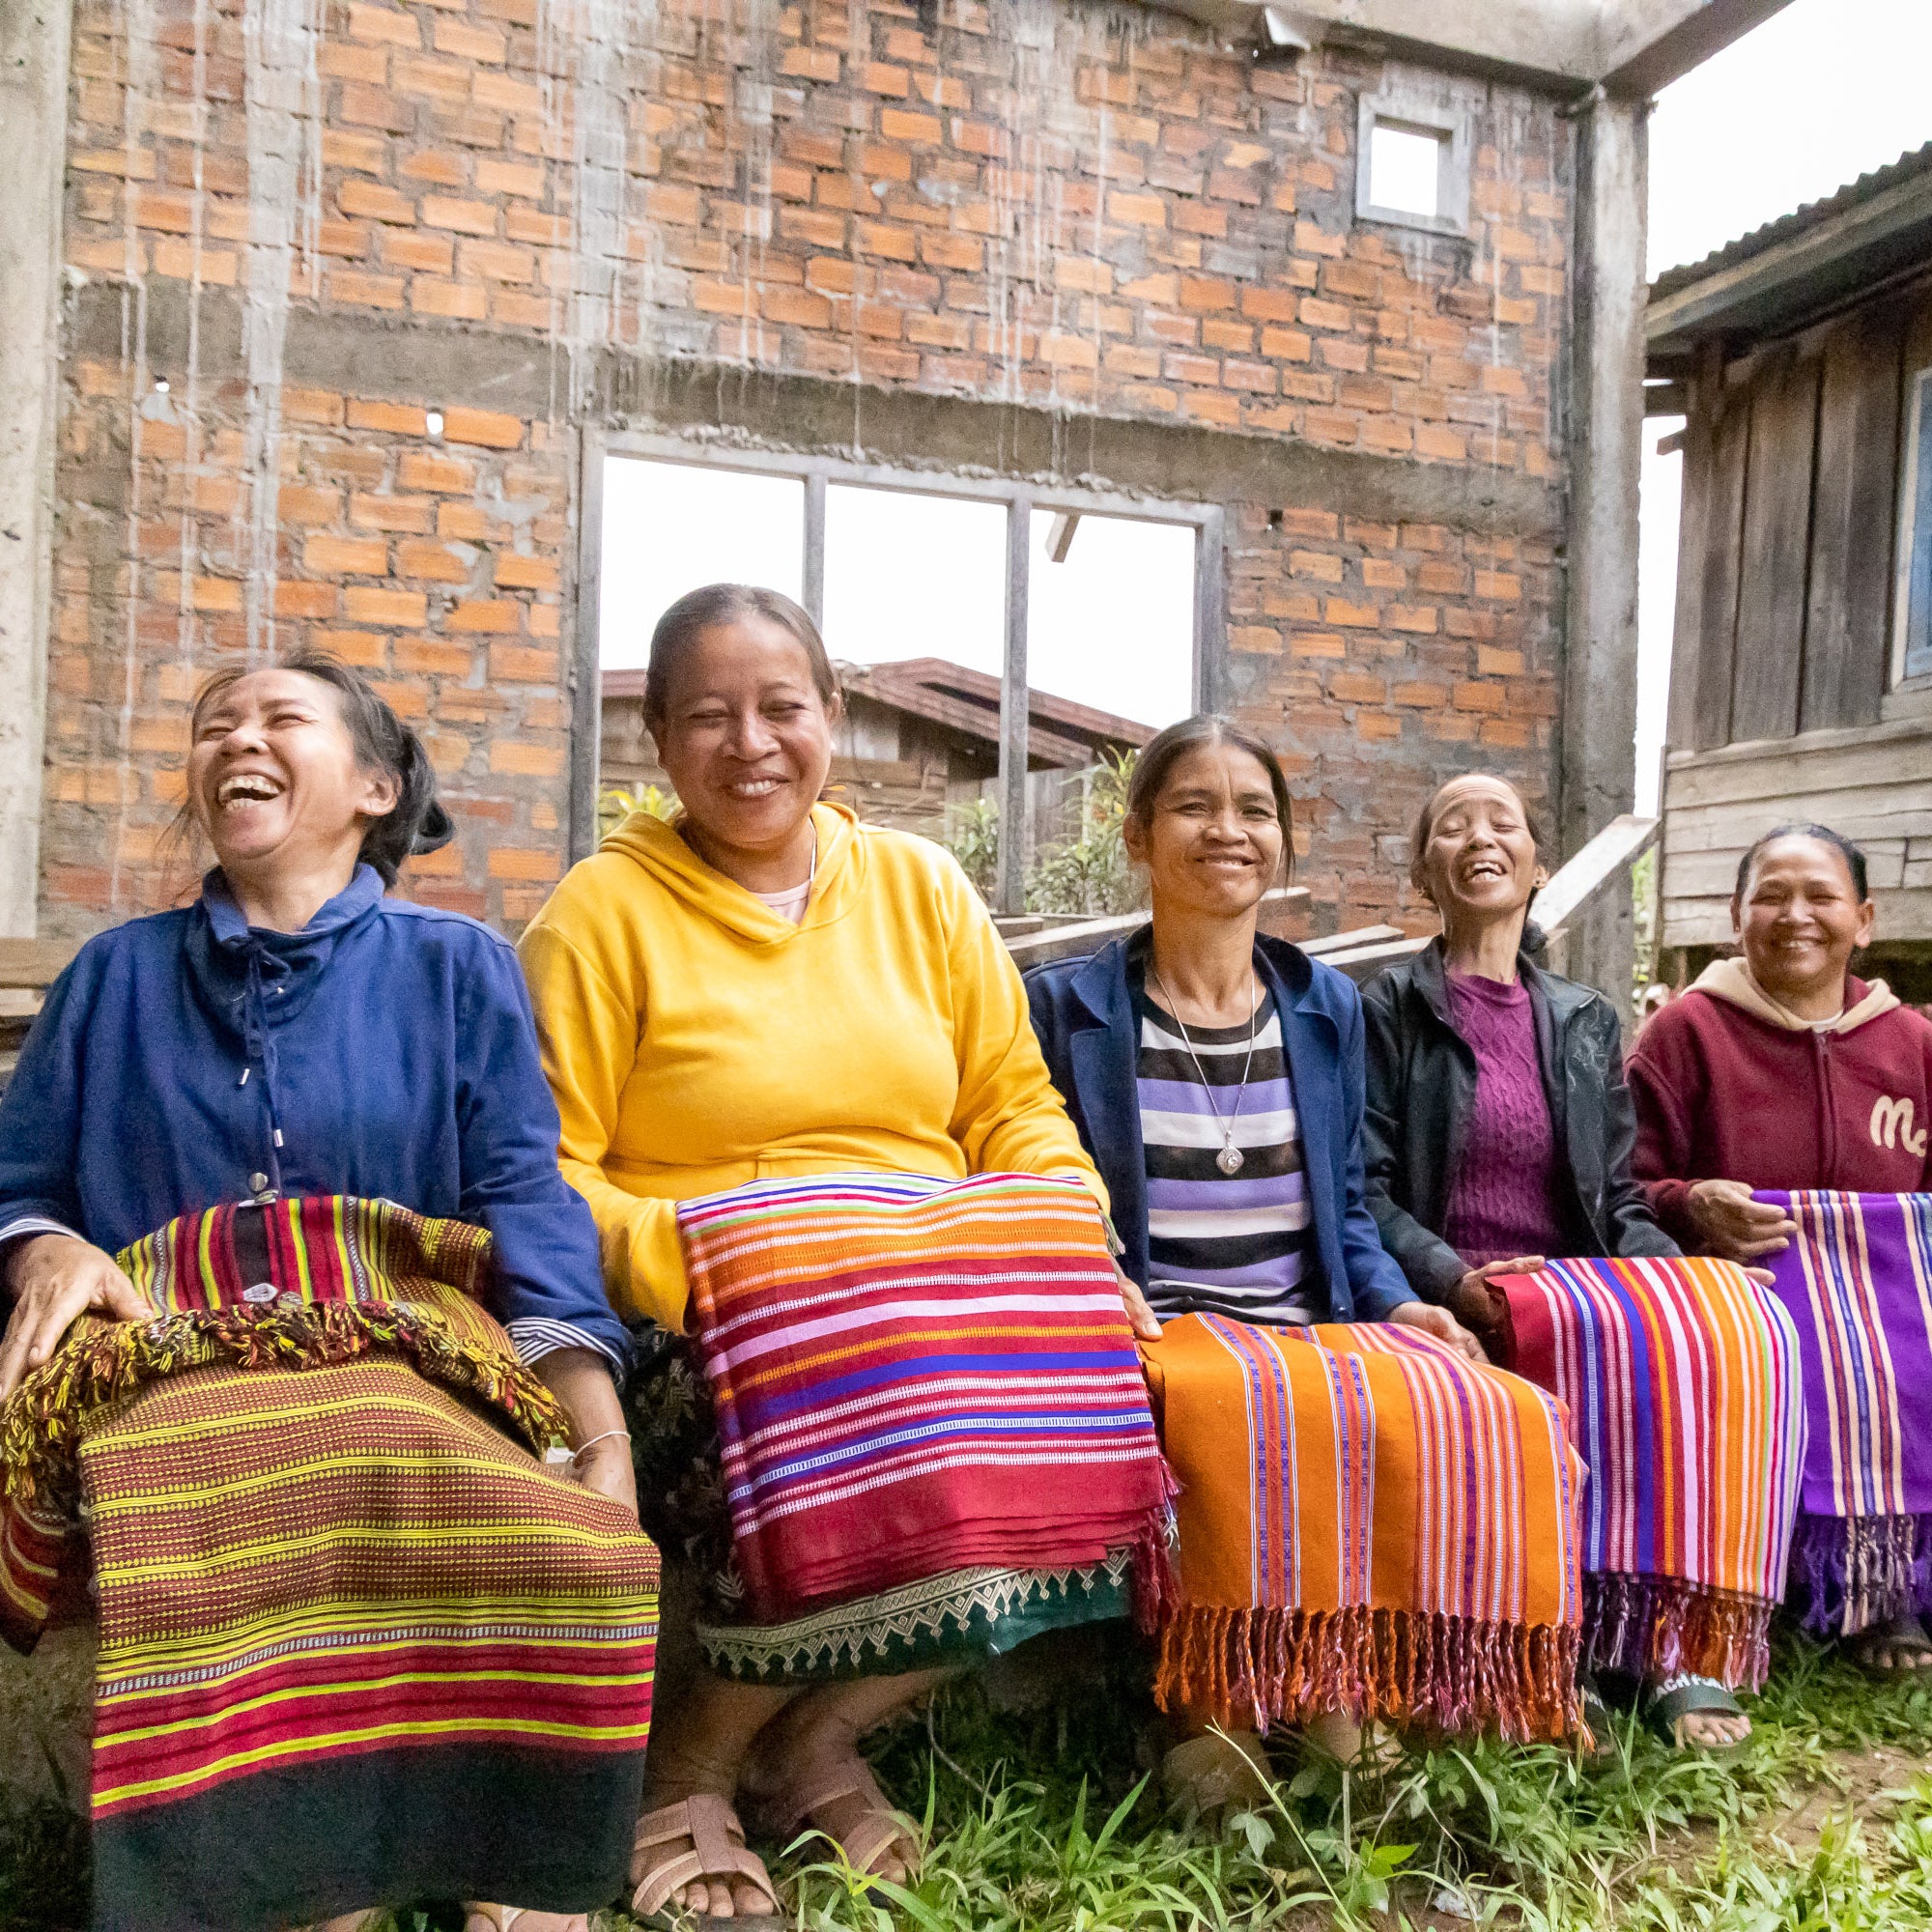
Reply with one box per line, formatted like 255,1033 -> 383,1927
1149,961 -> 1260,1175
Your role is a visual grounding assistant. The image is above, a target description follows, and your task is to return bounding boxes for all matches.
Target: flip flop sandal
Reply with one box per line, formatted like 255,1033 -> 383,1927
757,1759 -> 919,1882
630,1794 -> 784,1930
1642,1674 -> 1749,1752
1161,1730 -> 1273,1816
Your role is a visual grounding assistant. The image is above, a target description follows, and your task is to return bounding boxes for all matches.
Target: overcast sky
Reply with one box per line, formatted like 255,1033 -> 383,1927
602,0 -> 1932,807
1636,0 -> 1932,809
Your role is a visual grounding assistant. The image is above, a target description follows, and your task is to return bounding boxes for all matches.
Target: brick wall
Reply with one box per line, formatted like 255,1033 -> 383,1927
44,0 -> 1569,938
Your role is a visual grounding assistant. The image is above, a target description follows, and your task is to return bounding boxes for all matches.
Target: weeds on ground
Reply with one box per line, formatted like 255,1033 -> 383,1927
12,1629 -> 1932,1930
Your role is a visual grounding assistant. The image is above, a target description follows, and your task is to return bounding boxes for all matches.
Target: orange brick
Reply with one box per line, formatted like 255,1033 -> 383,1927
312,628 -> 390,668
349,2 -> 419,46
445,599 -> 522,633
396,539 -> 472,582
304,533 -> 389,574
399,450 -> 477,493
339,178 -> 416,224
347,399 -> 429,436
395,637 -> 476,674
489,644 -> 559,682
1474,570 -> 1522,602
328,269 -> 407,309
1325,598 -> 1378,628
1392,681 -> 1450,708
274,582 -> 339,619
345,586 -> 429,627
351,494 -> 434,533
1108,190 -> 1166,229
494,553 -> 559,591
879,107 -> 941,144
412,277 -> 490,320
421,196 -> 497,236
487,844 -> 563,882
1229,626 -> 1282,655
1477,646 -> 1526,676
442,408 -> 523,449
489,740 -> 565,777
433,16 -> 506,61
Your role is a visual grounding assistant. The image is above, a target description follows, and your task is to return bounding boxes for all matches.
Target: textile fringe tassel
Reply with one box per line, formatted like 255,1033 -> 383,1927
1582,1571 -> 1775,1691
1152,1604 -> 1583,1743
1789,1509 -> 1932,1637
1,1303 -> 571,1514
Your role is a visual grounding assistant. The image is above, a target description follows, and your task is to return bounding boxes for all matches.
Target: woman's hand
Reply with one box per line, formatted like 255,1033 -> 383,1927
1387,1298 -> 1487,1364
0,1233 -> 150,1402
570,1433 -> 640,1517
1687,1179 -> 1796,1262
1447,1255 -> 1544,1339
1114,1263 -> 1162,1342
531,1346 -> 640,1522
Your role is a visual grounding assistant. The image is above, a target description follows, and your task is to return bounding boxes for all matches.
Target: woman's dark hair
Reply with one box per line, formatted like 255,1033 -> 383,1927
1733,822 -> 1869,903
186,651 -> 453,886
1123,715 -> 1295,881
642,583 -> 838,733
1408,773 -> 1551,952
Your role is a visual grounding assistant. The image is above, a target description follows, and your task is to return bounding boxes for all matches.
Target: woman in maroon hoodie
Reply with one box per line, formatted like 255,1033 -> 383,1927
1629,824 -> 1932,1673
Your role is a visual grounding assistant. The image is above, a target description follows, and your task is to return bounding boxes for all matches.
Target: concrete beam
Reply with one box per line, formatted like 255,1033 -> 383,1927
1560,94 -> 1650,1018
1124,0 -> 1793,95
1595,0 -> 1795,98
0,0 -> 71,936
68,280 -> 1566,539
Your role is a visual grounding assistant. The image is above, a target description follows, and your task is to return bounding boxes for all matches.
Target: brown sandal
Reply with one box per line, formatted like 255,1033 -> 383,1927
630,1794 -> 782,1927
759,1759 -> 918,1880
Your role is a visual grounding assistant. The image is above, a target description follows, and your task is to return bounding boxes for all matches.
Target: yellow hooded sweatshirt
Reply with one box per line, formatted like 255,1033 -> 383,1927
518,802 -> 1105,1330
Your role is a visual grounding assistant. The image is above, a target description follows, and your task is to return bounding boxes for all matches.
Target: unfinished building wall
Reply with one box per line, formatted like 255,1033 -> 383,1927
43,0 -> 1568,939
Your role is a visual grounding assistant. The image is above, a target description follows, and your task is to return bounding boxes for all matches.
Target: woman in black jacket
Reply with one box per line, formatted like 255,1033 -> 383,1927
1362,772 -> 1801,1753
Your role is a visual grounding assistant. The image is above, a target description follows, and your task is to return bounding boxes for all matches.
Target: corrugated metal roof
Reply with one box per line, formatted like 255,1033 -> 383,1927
1651,140 -> 1932,301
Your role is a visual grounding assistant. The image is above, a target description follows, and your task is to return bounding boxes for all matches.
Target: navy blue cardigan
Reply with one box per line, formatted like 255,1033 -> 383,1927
0,866 -> 628,1371
1025,929 -> 1414,1323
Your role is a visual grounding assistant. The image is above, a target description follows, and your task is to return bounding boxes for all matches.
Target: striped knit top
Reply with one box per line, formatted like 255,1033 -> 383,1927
1134,980 -> 1317,1325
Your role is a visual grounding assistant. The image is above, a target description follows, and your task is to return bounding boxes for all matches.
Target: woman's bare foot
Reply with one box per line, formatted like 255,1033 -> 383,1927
1161,1728 -> 1273,1817
1302,1707 -> 1366,1766
1852,1613 -> 1932,1677
462,1911 -> 589,1932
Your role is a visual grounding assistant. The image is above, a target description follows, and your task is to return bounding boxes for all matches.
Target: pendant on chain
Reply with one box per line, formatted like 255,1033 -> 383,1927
1216,1143 -> 1245,1176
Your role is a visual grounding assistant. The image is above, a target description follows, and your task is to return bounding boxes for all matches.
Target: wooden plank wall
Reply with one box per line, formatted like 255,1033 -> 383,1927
1660,718 -> 1932,947
1663,289 -> 1917,753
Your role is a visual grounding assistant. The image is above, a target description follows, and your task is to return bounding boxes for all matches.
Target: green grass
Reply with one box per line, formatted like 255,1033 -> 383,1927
10,1629 -> 1932,1930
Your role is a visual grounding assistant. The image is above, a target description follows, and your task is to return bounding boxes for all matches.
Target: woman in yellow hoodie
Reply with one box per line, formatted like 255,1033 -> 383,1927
519,584 -> 1154,1925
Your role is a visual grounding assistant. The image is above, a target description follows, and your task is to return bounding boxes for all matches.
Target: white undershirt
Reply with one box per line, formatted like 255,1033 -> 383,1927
753,844 -> 815,926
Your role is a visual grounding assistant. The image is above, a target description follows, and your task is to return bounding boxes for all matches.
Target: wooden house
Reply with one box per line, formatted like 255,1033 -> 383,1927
1652,142 -> 1932,983
601,659 -> 1154,844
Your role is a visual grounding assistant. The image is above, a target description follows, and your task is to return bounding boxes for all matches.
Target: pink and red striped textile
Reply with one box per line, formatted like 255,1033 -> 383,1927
676,1171 -> 1173,1622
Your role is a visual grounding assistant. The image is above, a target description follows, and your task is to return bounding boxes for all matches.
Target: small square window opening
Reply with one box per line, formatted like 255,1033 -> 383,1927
1369,121 -> 1444,220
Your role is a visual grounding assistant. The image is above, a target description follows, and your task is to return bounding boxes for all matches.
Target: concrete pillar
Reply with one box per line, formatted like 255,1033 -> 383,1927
1560,91 -> 1649,1019
0,0 -> 71,936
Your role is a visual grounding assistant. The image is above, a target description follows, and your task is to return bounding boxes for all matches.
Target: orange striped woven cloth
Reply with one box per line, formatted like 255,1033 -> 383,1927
0,1197 -> 659,1931
1142,1314 -> 1585,1740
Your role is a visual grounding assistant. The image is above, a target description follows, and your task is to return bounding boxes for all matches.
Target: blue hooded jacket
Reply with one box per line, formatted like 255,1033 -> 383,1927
0,866 -> 627,1371
1025,929 -> 1414,1323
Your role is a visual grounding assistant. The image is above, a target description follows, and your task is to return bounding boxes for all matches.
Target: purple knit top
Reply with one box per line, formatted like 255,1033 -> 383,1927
1441,972 -> 1570,1266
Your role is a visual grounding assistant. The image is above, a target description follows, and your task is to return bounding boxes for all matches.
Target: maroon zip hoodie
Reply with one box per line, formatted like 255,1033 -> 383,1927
1627,958 -> 1932,1248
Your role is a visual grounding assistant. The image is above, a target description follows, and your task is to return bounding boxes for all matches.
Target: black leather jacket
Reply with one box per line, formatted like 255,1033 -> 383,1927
1360,938 -> 1677,1300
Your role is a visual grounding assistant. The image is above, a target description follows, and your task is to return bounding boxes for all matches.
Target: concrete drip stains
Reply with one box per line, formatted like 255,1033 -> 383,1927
109,0 -> 160,910
241,0 -> 324,667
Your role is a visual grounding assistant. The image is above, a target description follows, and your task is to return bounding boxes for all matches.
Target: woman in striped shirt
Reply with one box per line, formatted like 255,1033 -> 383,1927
1029,718 -> 1507,1811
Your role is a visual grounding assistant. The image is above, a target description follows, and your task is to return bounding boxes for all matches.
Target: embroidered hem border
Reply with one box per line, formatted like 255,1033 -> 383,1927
1789,1508 -> 1932,1636
697,1549 -> 1134,1683
1153,1605 -> 1582,1743
1581,1571 -> 1776,1690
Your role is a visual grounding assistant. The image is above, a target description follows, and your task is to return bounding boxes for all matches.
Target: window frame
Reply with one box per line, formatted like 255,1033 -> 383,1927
1890,361 -> 1932,691
574,429 -> 1225,912
1354,88 -> 1471,240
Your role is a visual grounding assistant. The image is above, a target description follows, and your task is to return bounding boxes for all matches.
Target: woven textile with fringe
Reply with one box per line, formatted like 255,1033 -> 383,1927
1494,1256 -> 1804,1689
1761,1190 -> 1932,1635
676,1171 -> 1174,1625
1141,1313 -> 1584,1741
0,1196 -> 659,1932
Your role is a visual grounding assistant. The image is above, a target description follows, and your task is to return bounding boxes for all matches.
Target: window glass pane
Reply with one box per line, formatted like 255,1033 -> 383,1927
599,457 -> 804,670
1027,511 -> 1195,733
1904,372 -> 1932,681
1370,121 -> 1442,217
822,485 -> 1007,674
